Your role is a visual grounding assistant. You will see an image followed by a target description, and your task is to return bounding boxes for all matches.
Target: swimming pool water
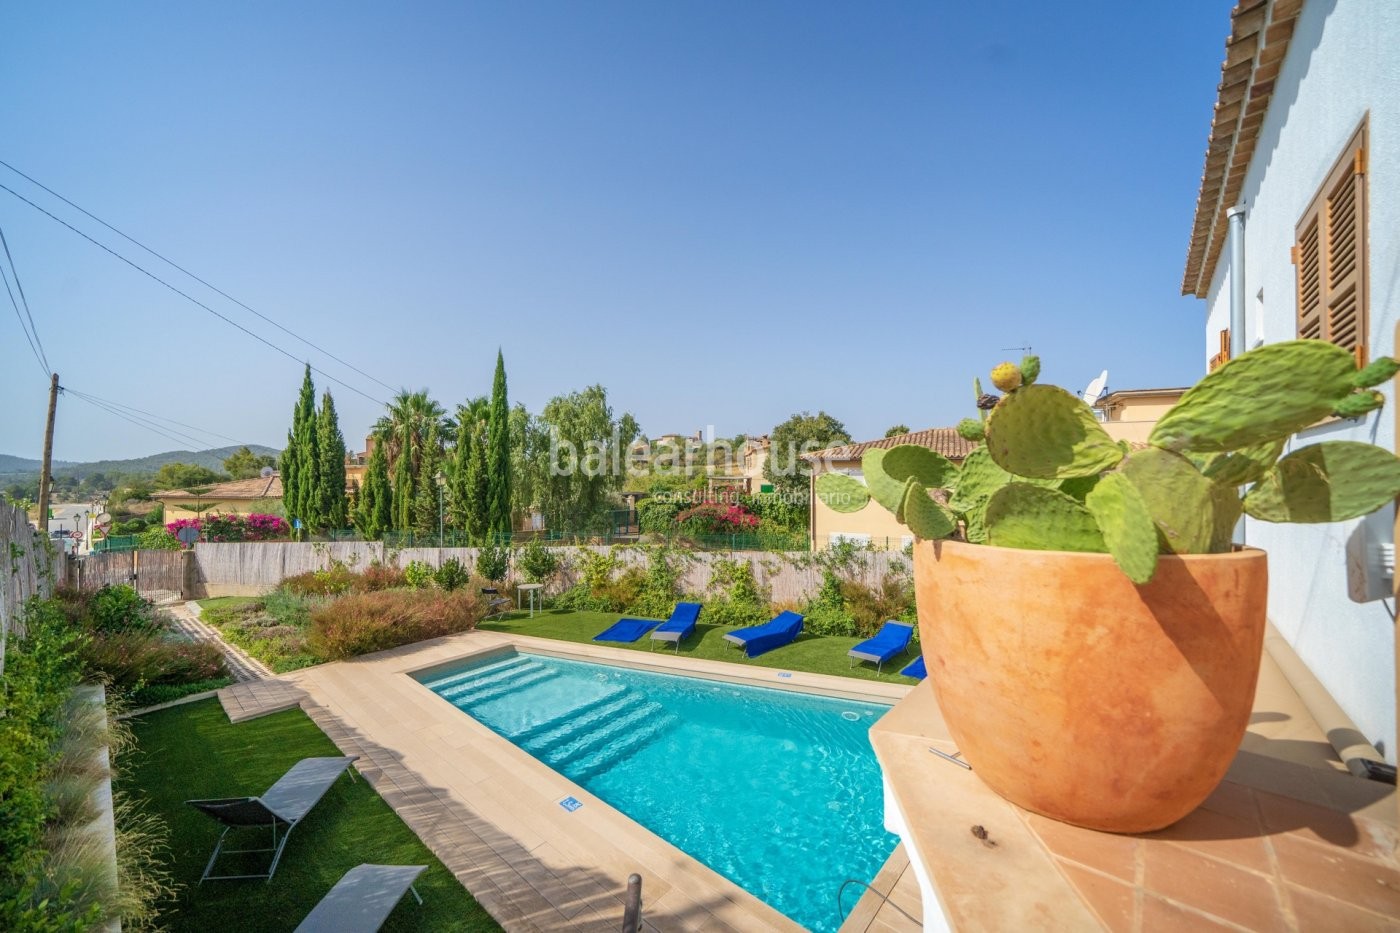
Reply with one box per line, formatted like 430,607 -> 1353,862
419,652 -> 897,932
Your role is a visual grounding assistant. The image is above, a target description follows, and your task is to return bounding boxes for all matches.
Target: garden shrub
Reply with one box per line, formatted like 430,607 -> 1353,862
804,569 -> 856,637
636,497 -> 684,534
78,635 -> 225,692
403,560 -> 434,589
630,548 -> 686,619
358,561 -> 406,591
135,527 -> 179,550
0,598 -> 98,932
434,557 -> 469,592
200,592 -> 316,672
308,589 -> 486,659
476,545 -> 509,583
703,557 -> 770,628
88,586 -> 161,636
516,539 -> 559,584
283,562 -> 358,596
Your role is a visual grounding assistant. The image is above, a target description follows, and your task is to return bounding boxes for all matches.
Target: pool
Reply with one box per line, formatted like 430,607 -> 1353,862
418,651 -> 897,932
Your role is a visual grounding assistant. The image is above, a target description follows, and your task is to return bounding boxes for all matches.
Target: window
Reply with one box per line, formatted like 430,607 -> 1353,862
1293,120 -> 1368,365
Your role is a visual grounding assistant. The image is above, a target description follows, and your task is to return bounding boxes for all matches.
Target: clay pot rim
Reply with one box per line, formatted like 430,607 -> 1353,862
919,538 -> 1267,565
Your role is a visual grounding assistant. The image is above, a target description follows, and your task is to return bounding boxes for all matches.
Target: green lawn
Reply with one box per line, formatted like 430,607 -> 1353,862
119,698 -> 500,932
480,610 -> 923,684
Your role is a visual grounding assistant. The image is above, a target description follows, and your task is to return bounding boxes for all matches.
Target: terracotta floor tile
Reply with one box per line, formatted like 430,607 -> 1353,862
1024,811 -> 1139,881
1140,894 -> 1245,932
1056,860 -> 1135,932
1286,883 -> 1400,933
1199,781 -> 1262,826
1256,789 -> 1386,856
1271,833 -> 1400,919
1145,805 -> 1274,874
1143,840 -> 1289,932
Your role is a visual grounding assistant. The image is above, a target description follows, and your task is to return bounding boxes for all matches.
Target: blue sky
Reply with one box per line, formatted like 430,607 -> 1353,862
2,1 -> 1226,462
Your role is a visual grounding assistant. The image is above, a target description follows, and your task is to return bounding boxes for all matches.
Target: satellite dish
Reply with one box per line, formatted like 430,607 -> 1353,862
95,512 -> 111,525
260,466 -> 275,478
1081,370 -> 1109,407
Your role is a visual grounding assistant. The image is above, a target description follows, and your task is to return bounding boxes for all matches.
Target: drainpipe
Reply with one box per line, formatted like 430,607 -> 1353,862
1227,205 -> 1247,359
1228,205 -> 1248,546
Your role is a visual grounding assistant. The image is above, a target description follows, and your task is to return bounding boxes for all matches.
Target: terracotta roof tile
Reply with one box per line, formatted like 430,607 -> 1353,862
803,427 -> 978,463
154,474 -> 282,500
1181,0 -> 1305,298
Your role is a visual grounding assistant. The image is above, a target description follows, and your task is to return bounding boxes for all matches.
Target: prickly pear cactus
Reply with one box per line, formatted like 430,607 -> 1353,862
1149,340 -> 1359,453
948,446 -> 1014,512
1020,354 -> 1041,385
1243,442 -> 1400,523
1084,473 -> 1158,584
990,361 -> 1022,392
985,483 -> 1106,553
815,472 -> 870,513
956,417 -> 986,442
1195,439 -> 1286,486
1118,448 -> 1238,555
902,479 -> 958,539
863,444 -> 957,518
1353,357 -> 1400,388
985,384 -> 1124,479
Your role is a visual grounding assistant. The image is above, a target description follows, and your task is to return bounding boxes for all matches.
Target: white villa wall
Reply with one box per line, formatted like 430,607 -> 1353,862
1202,0 -> 1400,758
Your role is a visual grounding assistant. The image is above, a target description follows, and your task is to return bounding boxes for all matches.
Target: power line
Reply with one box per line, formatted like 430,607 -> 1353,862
0,180 -> 387,407
65,389 -> 200,450
0,158 -> 397,394
64,387 -> 244,447
0,221 -> 50,376
1,259 -> 48,379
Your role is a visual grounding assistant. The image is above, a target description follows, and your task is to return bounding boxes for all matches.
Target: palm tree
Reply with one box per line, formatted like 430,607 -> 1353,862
372,390 -> 447,530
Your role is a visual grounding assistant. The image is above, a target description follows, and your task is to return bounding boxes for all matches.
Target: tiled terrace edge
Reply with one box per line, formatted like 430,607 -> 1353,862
219,631 -> 912,931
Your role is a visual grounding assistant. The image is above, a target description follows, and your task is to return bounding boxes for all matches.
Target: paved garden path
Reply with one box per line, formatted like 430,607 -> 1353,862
165,599 -> 273,682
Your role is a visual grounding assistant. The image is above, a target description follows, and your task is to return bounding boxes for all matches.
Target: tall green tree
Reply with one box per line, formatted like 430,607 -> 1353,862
317,391 -> 348,529
764,411 -> 852,497
353,442 -> 392,540
153,462 -> 227,490
280,364 -> 322,530
485,350 -> 512,536
533,385 -> 639,532
449,397 -> 490,541
373,390 -> 446,531
223,446 -> 276,480
413,422 -> 445,536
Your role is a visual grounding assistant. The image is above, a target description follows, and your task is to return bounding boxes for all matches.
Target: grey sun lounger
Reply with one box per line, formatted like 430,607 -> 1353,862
295,863 -> 427,933
187,755 -> 358,882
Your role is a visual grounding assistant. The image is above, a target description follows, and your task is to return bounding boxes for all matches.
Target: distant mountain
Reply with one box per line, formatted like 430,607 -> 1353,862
0,445 -> 281,480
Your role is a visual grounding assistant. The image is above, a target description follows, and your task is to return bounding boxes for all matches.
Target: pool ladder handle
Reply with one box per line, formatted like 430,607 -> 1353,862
621,872 -> 642,933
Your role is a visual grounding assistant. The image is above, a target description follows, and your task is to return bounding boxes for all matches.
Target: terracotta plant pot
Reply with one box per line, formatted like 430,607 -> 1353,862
912,538 -> 1268,833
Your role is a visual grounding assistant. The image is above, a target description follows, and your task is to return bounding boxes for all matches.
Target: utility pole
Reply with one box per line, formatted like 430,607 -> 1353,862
36,372 -> 59,535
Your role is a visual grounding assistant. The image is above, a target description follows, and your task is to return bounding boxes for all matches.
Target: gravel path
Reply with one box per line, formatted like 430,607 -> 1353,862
165,600 -> 273,682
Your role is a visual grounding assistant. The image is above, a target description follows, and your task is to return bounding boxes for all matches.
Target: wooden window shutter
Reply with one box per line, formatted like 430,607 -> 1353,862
1295,120 -> 1368,364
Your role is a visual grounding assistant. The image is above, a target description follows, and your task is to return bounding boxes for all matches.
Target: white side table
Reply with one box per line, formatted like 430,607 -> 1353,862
516,582 -> 545,617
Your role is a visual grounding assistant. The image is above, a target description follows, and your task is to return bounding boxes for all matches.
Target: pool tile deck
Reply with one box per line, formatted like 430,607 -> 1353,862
219,630 -> 908,931
871,673 -> 1400,931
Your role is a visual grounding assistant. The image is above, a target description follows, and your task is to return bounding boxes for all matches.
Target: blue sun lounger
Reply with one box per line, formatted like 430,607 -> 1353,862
848,621 -> 915,673
649,602 -> 703,651
723,611 -> 804,658
900,655 -> 927,679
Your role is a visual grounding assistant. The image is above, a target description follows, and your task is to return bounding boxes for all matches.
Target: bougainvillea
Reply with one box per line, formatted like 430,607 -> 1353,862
674,502 -> 760,535
166,513 -> 288,545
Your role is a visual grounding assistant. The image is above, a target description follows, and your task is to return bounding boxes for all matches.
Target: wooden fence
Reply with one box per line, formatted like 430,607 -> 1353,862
2,501 -> 60,671
66,549 -> 190,600
187,541 -> 910,604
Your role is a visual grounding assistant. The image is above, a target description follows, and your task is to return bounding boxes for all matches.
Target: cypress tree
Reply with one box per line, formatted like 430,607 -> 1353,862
355,442 -> 392,540
280,426 -> 299,528
292,366 -> 321,528
394,433 -> 417,533
485,350 -> 512,537
414,422 -> 444,536
317,390 -> 348,530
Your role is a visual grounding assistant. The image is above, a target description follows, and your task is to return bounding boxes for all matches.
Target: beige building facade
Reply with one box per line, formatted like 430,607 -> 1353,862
1093,387 -> 1187,444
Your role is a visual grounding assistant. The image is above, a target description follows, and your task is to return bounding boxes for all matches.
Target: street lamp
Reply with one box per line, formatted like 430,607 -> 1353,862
435,471 -> 446,547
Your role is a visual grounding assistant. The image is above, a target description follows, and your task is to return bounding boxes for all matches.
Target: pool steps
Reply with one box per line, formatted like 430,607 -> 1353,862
431,656 -> 679,779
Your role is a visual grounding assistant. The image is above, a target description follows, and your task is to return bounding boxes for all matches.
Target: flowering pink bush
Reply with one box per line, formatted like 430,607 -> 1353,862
166,513 -> 288,545
674,502 -> 760,535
